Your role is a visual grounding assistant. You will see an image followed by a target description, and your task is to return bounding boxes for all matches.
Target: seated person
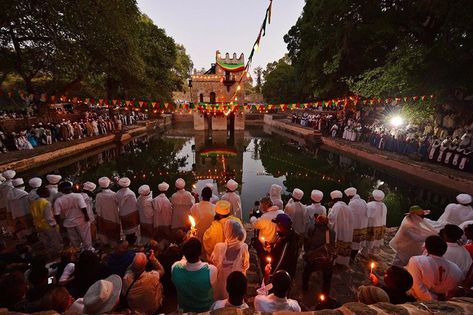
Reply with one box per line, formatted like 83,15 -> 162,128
211,271 -> 249,310
254,270 -> 301,312
406,235 -> 463,301
357,285 -> 390,304
441,224 -> 473,278
370,265 -> 416,304
106,240 -> 135,278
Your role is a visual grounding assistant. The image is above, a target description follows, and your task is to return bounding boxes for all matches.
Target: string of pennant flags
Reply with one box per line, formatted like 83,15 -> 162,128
0,89 -> 436,113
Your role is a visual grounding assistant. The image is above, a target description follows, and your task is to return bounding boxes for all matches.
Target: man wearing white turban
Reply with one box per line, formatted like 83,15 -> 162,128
284,188 -> 307,236
269,184 -> 284,210
221,179 -> 242,220
171,178 -> 195,231
345,187 -> 368,262
0,170 -> 15,230
152,182 -> 173,241
116,177 -> 139,244
137,185 -> 154,243
96,177 -> 120,245
437,194 -> 473,226
7,178 -> 33,240
46,174 -> 62,206
210,219 -> 249,300
363,190 -> 388,256
306,190 -> 326,233
328,190 -> 354,266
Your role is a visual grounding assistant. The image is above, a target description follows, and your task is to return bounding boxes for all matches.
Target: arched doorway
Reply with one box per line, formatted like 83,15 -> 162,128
210,92 -> 216,103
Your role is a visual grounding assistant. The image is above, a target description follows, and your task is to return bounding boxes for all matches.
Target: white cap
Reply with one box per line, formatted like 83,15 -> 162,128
118,177 -> 131,188
372,190 -> 385,201
292,188 -> 304,200
311,190 -> 323,203
83,181 -> 96,192
457,193 -> 472,205
46,174 -> 62,184
158,182 -> 169,192
270,184 -> 283,194
206,183 -> 214,189
3,170 -> 16,179
138,185 -> 150,195
28,177 -> 42,188
226,179 -> 238,191
344,187 -> 357,197
13,178 -> 25,187
98,177 -> 111,188
330,190 -> 343,200
175,178 -> 185,189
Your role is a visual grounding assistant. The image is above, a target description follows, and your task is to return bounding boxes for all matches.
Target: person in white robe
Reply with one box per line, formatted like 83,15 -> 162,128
221,179 -> 242,220
7,178 -> 32,240
437,193 -> 473,226
389,205 -> 438,266
345,187 -> 368,261
205,183 -> 220,204
190,187 -> 216,242
328,190 -> 354,266
137,185 -> 154,243
46,174 -> 62,206
210,219 -> 249,300
81,181 -> 97,243
305,190 -> 326,233
406,235 -> 462,301
152,182 -> 173,241
116,177 -> 139,243
269,184 -> 284,210
170,178 -> 195,231
95,177 -> 120,245
0,170 -> 15,230
363,190 -> 387,256
440,224 -> 472,279
284,188 -> 307,236
28,177 -> 42,202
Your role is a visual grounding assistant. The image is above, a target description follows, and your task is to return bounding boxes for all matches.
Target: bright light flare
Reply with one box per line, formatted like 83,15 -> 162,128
266,256 -> 272,264
188,215 -> 196,229
389,115 -> 404,127
319,294 -> 326,302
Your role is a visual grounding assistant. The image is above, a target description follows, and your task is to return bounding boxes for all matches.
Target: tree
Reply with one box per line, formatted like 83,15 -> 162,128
261,56 -> 299,103
253,66 -> 263,93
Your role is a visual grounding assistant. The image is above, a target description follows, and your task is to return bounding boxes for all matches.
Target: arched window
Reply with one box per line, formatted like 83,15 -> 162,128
199,93 -> 204,103
210,92 -> 216,104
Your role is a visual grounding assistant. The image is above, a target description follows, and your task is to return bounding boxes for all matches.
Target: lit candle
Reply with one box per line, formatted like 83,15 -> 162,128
188,215 -> 196,237
370,261 -> 376,275
266,256 -> 272,264
319,294 -> 325,303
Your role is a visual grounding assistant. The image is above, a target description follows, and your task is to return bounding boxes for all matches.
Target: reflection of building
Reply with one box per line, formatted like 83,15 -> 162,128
192,51 -> 246,131
193,130 -> 246,194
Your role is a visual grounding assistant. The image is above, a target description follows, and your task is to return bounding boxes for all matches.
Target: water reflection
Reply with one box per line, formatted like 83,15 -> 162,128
19,125 -> 457,226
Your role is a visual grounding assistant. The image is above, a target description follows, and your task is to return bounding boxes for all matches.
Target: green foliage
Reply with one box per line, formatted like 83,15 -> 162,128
261,57 -> 299,103
0,0 -> 192,100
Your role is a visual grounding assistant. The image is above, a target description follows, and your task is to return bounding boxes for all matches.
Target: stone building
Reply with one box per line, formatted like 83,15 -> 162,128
191,51 -> 247,131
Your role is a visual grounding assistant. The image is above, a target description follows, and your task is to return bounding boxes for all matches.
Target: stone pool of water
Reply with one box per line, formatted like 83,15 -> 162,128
20,124 -> 457,226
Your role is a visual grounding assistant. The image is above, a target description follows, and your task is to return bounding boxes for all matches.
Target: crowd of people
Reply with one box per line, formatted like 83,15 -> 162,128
0,111 -> 147,153
0,168 -> 473,313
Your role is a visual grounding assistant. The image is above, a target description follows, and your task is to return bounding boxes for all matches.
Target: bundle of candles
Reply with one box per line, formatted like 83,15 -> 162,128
188,215 -> 196,237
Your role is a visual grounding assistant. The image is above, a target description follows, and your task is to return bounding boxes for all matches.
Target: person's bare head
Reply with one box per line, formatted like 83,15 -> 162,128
131,252 -> 147,274
259,197 -> 272,212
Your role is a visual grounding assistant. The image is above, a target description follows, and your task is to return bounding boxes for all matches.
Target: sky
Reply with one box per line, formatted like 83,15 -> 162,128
137,0 -> 305,72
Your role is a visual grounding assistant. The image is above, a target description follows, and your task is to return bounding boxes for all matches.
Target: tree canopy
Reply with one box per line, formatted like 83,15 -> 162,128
0,0 -> 192,100
262,0 -> 473,104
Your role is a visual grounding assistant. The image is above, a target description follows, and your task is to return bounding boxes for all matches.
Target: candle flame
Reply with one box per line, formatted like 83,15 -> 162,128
188,215 -> 196,229
266,256 -> 272,264
319,294 -> 325,302
370,262 -> 376,269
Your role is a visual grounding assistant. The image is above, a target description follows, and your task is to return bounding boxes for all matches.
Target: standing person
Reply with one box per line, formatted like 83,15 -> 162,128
190,187 -> 216,242
284,188 -> 307,237
95,177 -> 120,245
137,185 -> 154,244
268,214 -> 300,279
45,174 -> 62,206
210,220 -> 249,300
152,182 -> 172,241
172,238 -> 217,313
440,224 -> 472,279
364,190 -> 388,256
116,177 -> 139,245
437,193 -> 473,226
328,190 -> 354,266
171,178 -> 195,233
203,200 -> 242,260
303,215 -> 336,294
345,187 -> 368,262
81,182 -> 97,243
0,170 -> 15,230
406,235 -> 463,301
54,182 -> 92,250
389,205 -> 438,266
269,184 -> 284,210
221,179 -> 242,220
27,177 -> 42,202
205,183 -> 219,204
7,178 -> 33,241
30,187 -> 62,257
306,190 -> 326,233
254,270 -> 301,312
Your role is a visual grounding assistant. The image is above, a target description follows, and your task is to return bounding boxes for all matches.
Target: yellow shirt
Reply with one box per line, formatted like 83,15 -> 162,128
31,198 -> 56,231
